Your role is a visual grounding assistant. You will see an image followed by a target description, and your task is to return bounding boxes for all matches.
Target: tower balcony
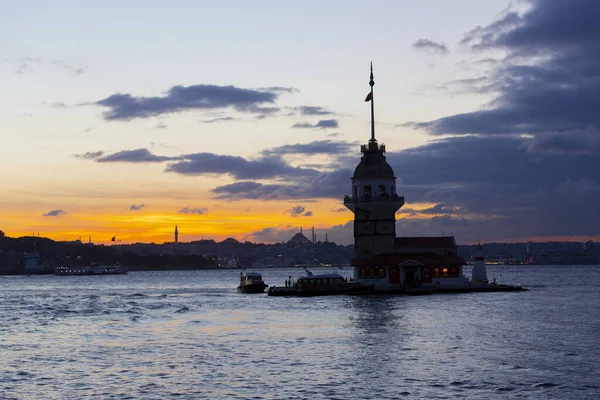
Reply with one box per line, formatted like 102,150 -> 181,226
343,193 -> 404,206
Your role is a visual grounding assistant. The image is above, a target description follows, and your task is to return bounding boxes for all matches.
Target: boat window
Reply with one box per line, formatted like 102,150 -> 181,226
378,268 -> 386,278
451,267 -> 458,277
442,267 -> 448,277
433,268 -> 439,278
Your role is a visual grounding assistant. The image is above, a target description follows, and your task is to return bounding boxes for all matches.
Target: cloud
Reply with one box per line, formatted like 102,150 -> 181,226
51,102 -> 68,108
74,151 -> 104,160
93,84 -> 279,120
407,1 -> 600,136
292,119 -> 339,129
51,60 -> 87,76
166,153 -> 319,180
331,207 -> 347,213
202,116 -> 235,123
155,121 -> 168,129
284,206 -> 309,217
209,168 -> 352,201
263,140 -> 355,156
15,63 -> 34,75
178,206 -> 208,215
243,226 -> 300,243
386,134 -> 600,242
130,204 -> 145,211
42,209 -> 66,217
96,148 -> 180,163
292,106 -> 335,116
523,127 -> 600,155
419,204 -> 462,215
412,38 -> 449,55
257,86 -> 299,94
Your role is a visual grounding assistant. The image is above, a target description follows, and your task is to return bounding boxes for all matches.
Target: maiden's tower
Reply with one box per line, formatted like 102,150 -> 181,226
344,64 -> 524,293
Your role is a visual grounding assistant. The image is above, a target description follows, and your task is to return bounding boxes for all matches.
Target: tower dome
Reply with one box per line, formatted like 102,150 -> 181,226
352,140 -> 395,180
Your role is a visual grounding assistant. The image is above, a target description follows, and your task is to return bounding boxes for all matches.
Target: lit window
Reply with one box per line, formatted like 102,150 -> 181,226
442,267 -> 448,277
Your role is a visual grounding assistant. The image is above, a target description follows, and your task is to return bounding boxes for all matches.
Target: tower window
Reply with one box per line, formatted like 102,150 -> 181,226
378,185 -> 386,197
354,186 -> 358,199
364,185 -> 371,200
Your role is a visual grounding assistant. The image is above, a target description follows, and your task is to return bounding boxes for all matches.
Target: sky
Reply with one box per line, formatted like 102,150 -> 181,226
2,0 -> 600,245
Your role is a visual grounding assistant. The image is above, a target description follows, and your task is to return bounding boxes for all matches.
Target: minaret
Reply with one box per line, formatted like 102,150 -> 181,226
174,225 -> 179,244
344,63 -> 405,259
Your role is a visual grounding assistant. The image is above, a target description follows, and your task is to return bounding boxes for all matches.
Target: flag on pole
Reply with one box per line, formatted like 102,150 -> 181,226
111,236 -> 116,242
365,92 -> 373,102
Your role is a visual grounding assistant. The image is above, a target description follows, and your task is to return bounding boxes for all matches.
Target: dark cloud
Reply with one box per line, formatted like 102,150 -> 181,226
74,151 -> 104,160
166,153 -> 319,180
42,209 -> 66,217
412,38 -> 449,55
130,204 -> 145,211
303,211 -> 313,217
523,127 -> 600,155
202,116 -> 235,123
97,148 -> 180,163
285,206 -> 306,217
419,204 -> 461,215
209,168 -> 352,201
331,207 -> 347,213
292,106 -> 335,116
408,0 -> 600,136
257,86 -> 299,94
94,84 -> 279,120
292,119 -> 339,129
263,140 -> 355,156
178,206 -> 208,215
386,135 -> 600,242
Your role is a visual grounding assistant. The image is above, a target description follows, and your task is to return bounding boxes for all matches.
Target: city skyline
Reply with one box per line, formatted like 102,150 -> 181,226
2,0 -> 599,245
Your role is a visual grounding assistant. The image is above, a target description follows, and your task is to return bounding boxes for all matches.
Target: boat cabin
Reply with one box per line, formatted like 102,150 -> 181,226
297,273 -> 348,288
240,271 -> 264,284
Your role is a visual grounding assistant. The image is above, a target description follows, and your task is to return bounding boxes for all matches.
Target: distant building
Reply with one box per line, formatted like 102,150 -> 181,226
175,225 -> 179,244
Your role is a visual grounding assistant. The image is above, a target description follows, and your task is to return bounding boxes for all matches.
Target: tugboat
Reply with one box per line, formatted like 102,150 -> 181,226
268,271 -> 373,297
237,271 -> 268,294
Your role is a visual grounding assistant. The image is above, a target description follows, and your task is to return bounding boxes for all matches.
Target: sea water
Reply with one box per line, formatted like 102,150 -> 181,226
1,266 -> 599,399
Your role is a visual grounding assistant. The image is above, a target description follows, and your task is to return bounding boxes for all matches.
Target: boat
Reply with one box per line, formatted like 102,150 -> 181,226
237,271 -> 268,293
54,263 -> 128,276
268,271 -> 373,297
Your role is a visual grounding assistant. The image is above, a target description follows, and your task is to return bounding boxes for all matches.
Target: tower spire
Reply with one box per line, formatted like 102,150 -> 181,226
369,62 -> 375,142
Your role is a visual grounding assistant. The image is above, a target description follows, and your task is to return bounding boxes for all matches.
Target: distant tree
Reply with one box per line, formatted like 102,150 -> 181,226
0,230 -> 5,238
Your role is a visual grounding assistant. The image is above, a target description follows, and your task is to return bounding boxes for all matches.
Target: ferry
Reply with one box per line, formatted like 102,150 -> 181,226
237,271 -> 268,293
54,263 -> 128,276
268,271 -> 373,297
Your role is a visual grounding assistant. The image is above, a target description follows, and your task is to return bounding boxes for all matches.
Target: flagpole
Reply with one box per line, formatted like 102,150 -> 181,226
369,62 -> 375,142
